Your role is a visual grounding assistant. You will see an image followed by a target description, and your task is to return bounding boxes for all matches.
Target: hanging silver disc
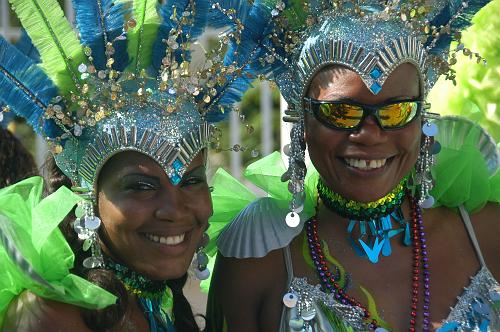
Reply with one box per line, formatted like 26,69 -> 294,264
282,292 -> 298,308
285,212 -> 300,227
420,195 -> 435,208
422,122 -> 438,137
85,216 -> 101,230
83,256 -> 103,269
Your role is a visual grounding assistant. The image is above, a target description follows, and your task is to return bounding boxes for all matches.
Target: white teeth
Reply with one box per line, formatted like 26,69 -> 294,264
344,158 -> 387,170
145,233 -> 185,245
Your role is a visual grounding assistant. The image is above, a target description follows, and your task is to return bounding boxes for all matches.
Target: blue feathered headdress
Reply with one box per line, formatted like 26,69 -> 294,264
225,0 -> 491,112
0,0 -> 257,190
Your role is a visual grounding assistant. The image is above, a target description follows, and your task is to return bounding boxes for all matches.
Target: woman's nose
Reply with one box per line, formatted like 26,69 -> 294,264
154,189 -> 189,222
348,115 -> 388,145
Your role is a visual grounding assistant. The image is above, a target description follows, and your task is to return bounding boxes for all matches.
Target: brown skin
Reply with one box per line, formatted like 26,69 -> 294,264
305,64 -> 421,202
3,151 -> 212,331
98,151 -> 212,280
208,64 -> 500,331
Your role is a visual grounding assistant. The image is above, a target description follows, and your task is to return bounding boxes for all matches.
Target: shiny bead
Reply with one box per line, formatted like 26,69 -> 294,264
282,293 -> 298,308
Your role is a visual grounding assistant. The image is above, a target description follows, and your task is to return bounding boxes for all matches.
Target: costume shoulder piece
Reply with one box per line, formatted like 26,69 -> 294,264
0,177 -> 116,328
431,115 -> 500,212
218,197 -> 306,258
215,152 -> 318,258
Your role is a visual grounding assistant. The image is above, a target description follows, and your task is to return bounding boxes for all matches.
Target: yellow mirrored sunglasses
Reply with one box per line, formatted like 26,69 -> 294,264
304,97 -> 423,131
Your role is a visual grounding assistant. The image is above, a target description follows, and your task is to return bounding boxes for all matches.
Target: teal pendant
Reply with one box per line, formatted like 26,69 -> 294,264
359,237 -> 385,263
347,205 -> 412,263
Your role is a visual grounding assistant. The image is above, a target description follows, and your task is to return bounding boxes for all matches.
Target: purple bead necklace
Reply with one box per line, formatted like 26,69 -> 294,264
306,193 -> 431,331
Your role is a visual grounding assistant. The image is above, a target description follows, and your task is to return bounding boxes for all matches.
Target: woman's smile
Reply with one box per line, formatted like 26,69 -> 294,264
139,229 -> 193,256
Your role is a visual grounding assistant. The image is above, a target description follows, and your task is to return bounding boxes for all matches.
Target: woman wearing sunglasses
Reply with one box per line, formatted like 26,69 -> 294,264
207,0 -> 500,331
0,0 -> 255,331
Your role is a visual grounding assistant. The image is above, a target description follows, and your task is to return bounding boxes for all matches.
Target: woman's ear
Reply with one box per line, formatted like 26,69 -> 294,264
303,113 -> 309,144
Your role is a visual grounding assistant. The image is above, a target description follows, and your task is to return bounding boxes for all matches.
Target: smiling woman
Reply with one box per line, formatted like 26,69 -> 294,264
97,152 -> 212,282
0,0 -> 256,330
304,64 -> 422,203
206,0 -> 500,331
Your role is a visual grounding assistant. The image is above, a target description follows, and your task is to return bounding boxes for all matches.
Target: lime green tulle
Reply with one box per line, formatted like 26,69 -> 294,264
430,124 -> 500,212
200,152 -> 319,292
0,177 -> 116,327
244,151 -> 319,213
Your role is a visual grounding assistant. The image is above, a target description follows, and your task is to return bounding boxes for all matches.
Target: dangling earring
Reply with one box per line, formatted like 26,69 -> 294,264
283,113 -> 307,228
191,233 -> 210,280
414,108 -> 440,208
72,189 -> 104,268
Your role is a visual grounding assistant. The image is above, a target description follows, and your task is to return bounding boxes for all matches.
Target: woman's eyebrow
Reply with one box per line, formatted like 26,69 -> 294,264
119,173 -> 160,182
182,165 -> 206,178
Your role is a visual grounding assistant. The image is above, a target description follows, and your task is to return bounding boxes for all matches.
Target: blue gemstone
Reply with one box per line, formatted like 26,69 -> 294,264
170,173 -> 181,185
370,82 -> 382,94
370,67 -> 382,79
172,158 -> 183,171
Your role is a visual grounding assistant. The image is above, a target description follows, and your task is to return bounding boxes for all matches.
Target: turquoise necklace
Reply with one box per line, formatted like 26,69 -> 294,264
317,177 -> 411,263
106,259 -> 176,332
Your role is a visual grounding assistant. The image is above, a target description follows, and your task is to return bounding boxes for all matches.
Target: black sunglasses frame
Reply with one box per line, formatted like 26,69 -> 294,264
303,97 -> 424,131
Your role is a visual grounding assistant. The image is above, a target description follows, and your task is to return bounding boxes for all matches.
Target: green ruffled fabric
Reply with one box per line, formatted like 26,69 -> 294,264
431,123 -> 500,212
0,176 -> 116,328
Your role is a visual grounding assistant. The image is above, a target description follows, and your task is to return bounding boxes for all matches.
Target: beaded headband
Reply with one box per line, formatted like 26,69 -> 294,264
0,0 -> 254,191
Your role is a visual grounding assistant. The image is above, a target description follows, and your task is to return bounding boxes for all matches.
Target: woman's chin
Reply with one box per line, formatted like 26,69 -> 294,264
138,259 -> 192,281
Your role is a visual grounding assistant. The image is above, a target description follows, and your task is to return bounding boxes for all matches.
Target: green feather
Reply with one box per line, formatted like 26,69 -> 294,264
283,0 -> 308,31
9,0 -> 84,94
125,0 -> 161,74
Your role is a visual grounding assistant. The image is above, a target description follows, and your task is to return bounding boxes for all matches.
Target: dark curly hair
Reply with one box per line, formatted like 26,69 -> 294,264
0,127 -> 38,188
45,157 -> 201,331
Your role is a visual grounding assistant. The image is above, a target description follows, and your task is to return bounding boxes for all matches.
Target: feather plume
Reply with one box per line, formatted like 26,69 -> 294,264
0,37 -> 58,133
426,0 -> 491,56
205,1 -> 278,121
205,70 -> 255,122
72,0 -> 130,71
15,30 -> 40,62
126,0 -> 161,73
207,0 -> 252,29
9,0 -> 85,94
152,0 -> 209,71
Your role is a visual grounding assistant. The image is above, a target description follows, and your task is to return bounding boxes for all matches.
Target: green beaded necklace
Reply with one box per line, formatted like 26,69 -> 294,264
317,176 -> 407,220
106,259 -> 170,300
317,177 -> 411,263
105,259 -> 175,332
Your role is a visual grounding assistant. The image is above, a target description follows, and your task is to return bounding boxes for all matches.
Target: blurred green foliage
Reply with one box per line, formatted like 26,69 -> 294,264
428,0 -> 500,144
208,80 -> 282,175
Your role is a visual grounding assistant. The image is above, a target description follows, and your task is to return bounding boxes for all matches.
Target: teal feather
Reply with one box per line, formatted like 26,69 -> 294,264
72,0 -> 131,71
0,37 -> 57,133
152,0 -> 209,71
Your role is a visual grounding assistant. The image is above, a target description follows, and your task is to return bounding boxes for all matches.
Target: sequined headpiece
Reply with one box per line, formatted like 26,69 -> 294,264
0,0 -> 253,191
241,0 -> 489,113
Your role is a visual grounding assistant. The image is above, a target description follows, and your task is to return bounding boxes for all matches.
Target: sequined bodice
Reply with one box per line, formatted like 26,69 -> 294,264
281,267 -> 500,331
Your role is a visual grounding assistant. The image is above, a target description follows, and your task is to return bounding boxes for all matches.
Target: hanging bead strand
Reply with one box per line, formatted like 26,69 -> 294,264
409,195 -> 430,332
